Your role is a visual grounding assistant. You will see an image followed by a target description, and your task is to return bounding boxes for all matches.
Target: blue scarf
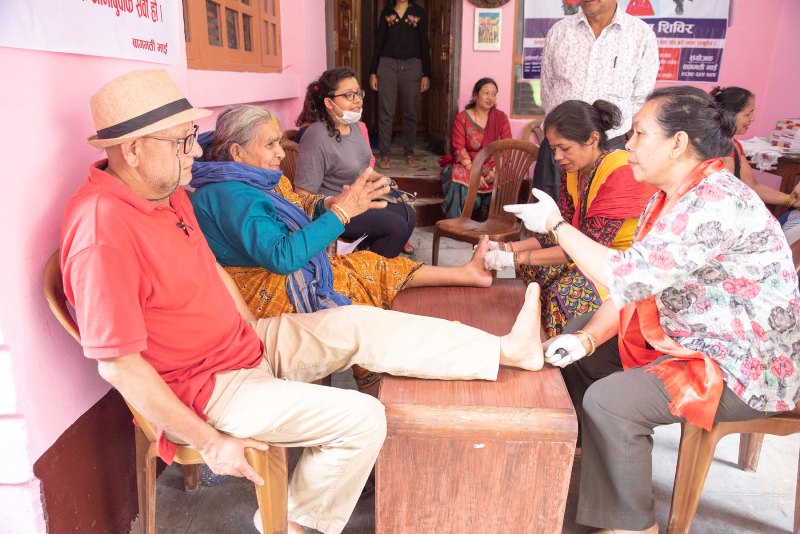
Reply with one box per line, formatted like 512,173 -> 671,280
191,133 -> 350,313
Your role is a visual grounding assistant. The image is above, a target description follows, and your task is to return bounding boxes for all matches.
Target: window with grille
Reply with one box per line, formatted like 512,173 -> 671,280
184,0 -> 282,72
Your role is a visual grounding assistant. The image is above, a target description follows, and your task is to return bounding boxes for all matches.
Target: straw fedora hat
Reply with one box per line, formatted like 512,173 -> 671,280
87,69 -> 211,148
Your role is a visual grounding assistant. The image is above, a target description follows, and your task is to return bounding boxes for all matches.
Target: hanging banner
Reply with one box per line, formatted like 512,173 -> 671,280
522,0 -> 730,83
0,0 -> 182,65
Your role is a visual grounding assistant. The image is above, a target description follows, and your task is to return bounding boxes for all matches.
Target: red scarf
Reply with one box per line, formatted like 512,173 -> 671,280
480,107 -> 507,150
618,159 -> 726,430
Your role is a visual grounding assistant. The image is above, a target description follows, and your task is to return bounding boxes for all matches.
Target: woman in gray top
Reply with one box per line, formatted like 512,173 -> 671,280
294,67 -> 416,258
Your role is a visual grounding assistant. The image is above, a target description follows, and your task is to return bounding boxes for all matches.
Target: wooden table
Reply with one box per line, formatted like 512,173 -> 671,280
770,154 -> 800,218
376,280 -> 578,533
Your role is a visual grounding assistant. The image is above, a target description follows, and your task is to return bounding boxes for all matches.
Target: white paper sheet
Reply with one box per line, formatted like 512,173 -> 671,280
336,234 -> 368,255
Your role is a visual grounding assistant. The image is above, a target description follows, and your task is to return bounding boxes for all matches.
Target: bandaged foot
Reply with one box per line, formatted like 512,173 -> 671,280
499,283 -> 544,371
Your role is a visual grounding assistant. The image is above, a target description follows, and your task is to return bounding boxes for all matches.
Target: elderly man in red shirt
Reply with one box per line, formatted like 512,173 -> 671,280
60,69 -> 545,534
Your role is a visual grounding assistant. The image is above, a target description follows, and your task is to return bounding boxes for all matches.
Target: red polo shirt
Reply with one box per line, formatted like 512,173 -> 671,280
60,161 -> 263,461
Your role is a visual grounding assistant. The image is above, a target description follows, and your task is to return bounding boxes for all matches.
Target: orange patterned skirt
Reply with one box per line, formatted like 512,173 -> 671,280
224,250 -> 423,318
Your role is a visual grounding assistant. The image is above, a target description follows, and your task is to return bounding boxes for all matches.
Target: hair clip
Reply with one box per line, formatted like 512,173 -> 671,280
313,84 -> 320,93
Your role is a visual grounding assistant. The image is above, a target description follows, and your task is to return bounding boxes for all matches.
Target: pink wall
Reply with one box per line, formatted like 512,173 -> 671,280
458,0 -> 799,140
0,0 -> 325,530
756,0 -> 800,137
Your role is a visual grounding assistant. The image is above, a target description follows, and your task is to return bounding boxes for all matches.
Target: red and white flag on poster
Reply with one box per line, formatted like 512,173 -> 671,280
0,0 -> 181,65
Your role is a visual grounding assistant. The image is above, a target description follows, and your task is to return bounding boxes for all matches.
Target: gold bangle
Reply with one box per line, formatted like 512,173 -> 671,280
330,204 -> 350,225
785,194 -> 796,208
513,251 -> 519,269
528,250 -> 532,266
575,329 -> 597,356
498,242 -> 506,252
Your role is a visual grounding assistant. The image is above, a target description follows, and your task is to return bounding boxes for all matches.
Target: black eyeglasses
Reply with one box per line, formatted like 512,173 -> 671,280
330,89 -> 365,102
143,125 -> 199,155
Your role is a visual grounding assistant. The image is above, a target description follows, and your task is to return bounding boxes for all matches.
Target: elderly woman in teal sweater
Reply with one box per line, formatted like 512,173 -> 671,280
189,105 -> 492,322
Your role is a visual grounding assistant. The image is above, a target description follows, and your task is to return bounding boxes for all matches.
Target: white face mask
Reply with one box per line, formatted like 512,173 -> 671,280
330,100 -> 362,125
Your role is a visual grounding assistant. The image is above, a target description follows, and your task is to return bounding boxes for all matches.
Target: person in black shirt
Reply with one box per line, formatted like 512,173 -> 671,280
369,0 -> 431,170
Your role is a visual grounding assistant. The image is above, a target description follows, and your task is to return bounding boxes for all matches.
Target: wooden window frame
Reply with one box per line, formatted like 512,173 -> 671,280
185,0 -> 282,73
509,0 -> 544,119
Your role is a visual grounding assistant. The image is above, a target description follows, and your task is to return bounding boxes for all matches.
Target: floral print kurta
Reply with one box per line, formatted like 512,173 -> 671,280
606,169 -> 800,412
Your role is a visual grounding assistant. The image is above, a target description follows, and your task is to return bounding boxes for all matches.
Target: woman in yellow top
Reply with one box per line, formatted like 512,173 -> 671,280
484,100 -> 655,337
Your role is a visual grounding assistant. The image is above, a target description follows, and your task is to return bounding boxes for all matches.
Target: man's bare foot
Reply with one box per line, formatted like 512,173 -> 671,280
499,283 -> 544,371
466,235 -> 493,288
254,511 -> 305,533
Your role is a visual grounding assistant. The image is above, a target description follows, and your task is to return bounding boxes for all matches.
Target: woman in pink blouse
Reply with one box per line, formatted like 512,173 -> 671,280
440,77 -> 512,221
506,86 -> 800,534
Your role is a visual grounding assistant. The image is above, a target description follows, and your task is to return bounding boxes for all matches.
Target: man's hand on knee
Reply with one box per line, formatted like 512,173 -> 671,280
198,432 -> 270,485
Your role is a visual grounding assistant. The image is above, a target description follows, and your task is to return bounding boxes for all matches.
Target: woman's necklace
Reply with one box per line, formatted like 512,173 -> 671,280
578,150 -> 609,222
470,108 -> 489,128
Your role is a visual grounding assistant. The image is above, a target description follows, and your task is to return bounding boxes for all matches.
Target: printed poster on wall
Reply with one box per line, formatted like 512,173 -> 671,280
522,0 -> 730,83
0,0 -> 181,65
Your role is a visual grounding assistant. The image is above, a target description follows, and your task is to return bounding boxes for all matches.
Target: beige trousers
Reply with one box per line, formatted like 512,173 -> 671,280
203,305 -> 501,534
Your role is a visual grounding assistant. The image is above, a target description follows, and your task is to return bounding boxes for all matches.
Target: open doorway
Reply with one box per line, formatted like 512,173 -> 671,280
325,0 -> 462,156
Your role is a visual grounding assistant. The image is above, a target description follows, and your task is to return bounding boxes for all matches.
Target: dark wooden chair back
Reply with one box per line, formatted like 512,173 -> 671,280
461,139 -> 539,221
431,139 -> 539,265
280,139 -> 300,183
520,119 -> 544,145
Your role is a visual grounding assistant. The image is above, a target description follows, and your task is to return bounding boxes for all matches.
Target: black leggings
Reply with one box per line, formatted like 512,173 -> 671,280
341,202 -> 416,258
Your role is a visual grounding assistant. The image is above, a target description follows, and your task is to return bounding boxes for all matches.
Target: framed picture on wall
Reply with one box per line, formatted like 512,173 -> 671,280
474,8 -> 502,51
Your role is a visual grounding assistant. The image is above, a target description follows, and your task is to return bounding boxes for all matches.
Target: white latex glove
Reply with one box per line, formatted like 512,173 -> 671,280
504,188 -> 560,234
473,240 -> 503,252
483,250 -> 515,271
544,334 -> 587,368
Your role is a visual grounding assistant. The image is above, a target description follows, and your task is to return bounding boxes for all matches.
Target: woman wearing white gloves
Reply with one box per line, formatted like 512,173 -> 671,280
505,86 -> 800,534
483,100 -> 654,338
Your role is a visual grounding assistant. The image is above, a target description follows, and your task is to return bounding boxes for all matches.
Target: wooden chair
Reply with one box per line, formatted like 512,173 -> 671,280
283,129 -> 298,142
41,251 -> 289,534
520,118 -> 544,145
793,239 -> 800,273
280,139 -> 300,184
667,407 -> 800,534
432,139 -> 539,265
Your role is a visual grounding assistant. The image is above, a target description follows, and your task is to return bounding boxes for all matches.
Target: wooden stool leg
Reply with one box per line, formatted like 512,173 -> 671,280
246,446 -> 288,534
135,427 -> 158,534
181,464 -> 202,491
668,424 -> 722,534
737,433 -> 765,472
431,231 -> 440,266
